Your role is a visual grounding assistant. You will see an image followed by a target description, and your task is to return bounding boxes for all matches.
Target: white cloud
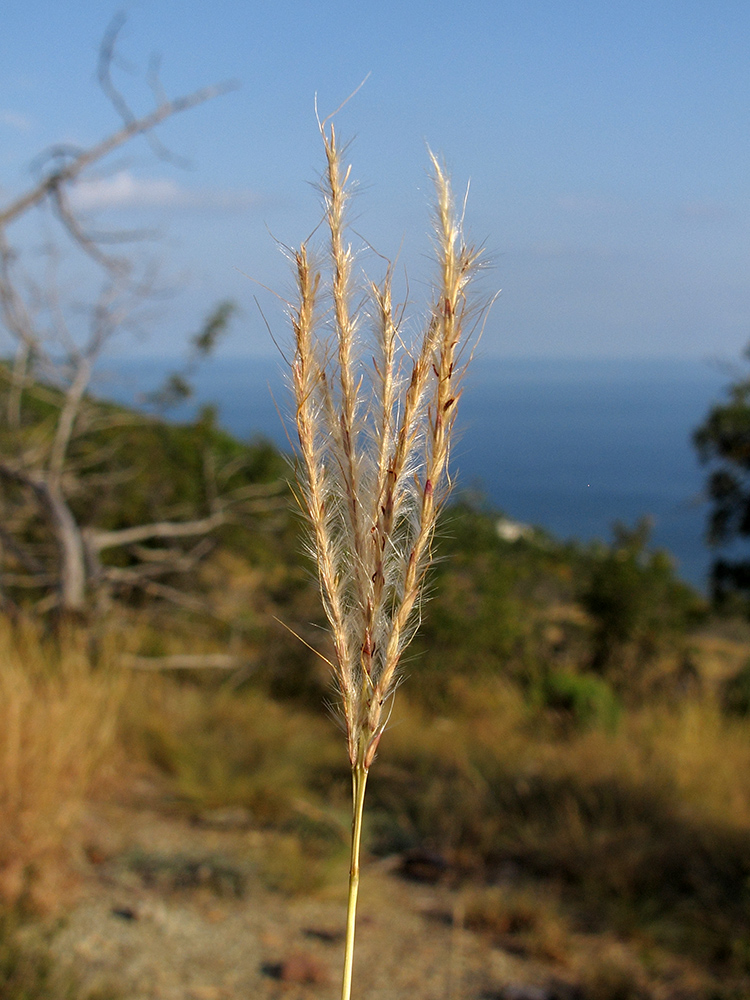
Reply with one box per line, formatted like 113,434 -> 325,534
70,171 -> 261,212
0,110 -> 32,132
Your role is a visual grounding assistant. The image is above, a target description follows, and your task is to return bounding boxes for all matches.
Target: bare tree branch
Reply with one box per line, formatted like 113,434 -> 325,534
98,13 -> 192,170
89,510 -> 228,553
49,184 -> 130,274
47,356 -> 92,491
0,573 -> 58,588
130,537 -> 214,564
0,80 -> 238,230
0,23 -> 281,622
137,579 -> 219,615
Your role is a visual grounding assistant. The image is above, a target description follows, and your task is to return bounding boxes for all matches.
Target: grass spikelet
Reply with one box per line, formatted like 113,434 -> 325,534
288,123 -> 484,1000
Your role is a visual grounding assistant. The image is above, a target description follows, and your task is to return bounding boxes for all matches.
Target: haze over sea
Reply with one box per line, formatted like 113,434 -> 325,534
105,356 -> 731,592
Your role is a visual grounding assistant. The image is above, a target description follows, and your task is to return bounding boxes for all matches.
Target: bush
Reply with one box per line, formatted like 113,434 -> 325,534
580,519 -> 703,691
407,501 -> 579,705
537,669 -> 621,731
721,660 -> 750,716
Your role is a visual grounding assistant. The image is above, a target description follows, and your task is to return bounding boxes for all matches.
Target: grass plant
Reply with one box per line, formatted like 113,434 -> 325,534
0,620 -> 124,914
288,121 -> 482,999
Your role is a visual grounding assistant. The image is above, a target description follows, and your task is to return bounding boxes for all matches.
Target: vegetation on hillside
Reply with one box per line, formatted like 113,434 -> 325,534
0,359 -> 289,617
4,366 -> 750,996
695,350 -> 750,611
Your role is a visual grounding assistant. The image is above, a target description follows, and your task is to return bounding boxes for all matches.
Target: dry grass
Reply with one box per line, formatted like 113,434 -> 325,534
367,681 -> 750,973
463,883 -> 570,963
0,619 -> 125,913
130,677 -> 343,822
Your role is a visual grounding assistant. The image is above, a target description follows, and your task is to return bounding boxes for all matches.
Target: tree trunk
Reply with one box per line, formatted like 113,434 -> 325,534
41,482 -> 87,613
0,465 -> 87,613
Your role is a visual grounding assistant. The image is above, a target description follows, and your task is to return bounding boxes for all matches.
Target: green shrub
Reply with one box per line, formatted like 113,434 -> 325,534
537,669 -> 621,731
580,519 -> 704,689
721,660 -> 750,716
407,501 -> 579,705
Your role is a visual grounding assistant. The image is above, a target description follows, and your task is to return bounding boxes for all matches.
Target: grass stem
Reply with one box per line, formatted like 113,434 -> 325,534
341,762 -> 368,1000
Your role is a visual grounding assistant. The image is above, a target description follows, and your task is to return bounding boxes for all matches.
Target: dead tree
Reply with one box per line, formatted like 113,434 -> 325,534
0,20 -> 282,617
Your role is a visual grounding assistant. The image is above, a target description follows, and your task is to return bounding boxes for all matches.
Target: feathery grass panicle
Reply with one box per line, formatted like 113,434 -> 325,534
289,122 -> 483,1000
292,127 -> 482,770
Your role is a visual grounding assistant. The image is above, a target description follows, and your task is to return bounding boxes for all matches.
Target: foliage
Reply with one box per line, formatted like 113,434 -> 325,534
0,361 -> 289,610
133,682 -> 341,821
65,405 -> 283,538
129,678 -> 348,896
579,519 -> 703,691
463,884 -> 570,963
694,354 -> 750,606
536,668 -> 621,731
0,293 -> 741,993
409,500 -> 584,705
721,659 -> 750,717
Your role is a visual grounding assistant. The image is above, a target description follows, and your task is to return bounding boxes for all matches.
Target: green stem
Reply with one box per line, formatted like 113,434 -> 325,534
341,762 -> 368,1000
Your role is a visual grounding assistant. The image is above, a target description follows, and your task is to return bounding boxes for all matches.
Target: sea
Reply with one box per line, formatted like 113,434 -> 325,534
100,355 -> 735,593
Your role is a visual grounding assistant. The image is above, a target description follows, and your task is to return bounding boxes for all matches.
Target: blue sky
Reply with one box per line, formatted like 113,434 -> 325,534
1,0 -> 749,359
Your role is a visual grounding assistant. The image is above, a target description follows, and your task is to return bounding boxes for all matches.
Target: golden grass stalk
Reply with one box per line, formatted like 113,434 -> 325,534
289,123 -> 483,1000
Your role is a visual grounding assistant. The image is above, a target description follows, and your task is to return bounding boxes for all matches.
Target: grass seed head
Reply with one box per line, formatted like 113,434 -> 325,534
290,126 -> 483,770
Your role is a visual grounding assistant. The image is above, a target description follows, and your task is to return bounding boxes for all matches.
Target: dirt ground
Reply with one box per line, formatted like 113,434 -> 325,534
20,795 -> 551,1000
21,789 -> 716,1000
